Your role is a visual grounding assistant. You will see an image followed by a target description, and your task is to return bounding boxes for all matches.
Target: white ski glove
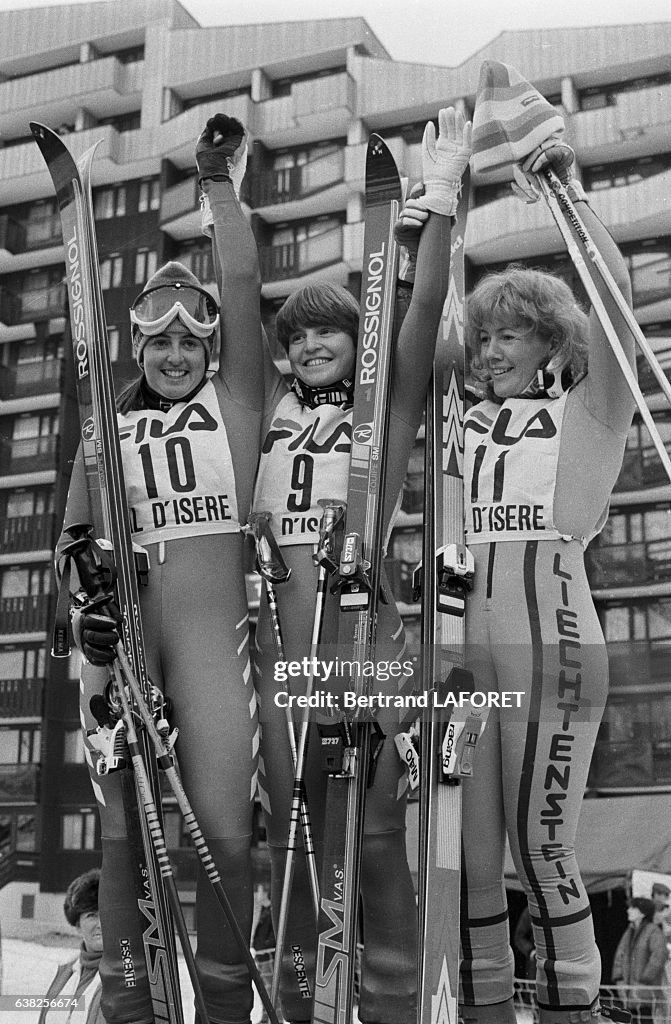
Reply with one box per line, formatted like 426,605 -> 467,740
419,106 -> 472,217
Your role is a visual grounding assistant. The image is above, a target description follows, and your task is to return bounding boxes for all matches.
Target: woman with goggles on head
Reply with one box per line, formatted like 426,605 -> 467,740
57,115 -> 264,1024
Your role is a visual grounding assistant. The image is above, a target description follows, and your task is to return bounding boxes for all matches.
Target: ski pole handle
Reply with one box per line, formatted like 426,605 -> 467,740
243,511 -> 291,584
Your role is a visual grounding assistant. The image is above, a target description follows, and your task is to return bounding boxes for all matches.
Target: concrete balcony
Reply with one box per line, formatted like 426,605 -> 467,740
0,360 -> 62,401
260,225 -> 344,282
614,445 -> 671,494
466,168 -> 671,265
570,83 -> 671,165
160,175 -> 200,240
0,124 -> 123,205
0,435 -> 59,476
260,225 -> 350,299
255,73 -> 355,147
158,95 -> 254,172
253,149 -> 348,223
0,57 -> 142,140
586,539 -> 671,590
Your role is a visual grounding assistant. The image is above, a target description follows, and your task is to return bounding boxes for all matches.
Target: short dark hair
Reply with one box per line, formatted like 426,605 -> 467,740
64,868 -> 101,927
275,282 -> 359,352
629,896 -> 655,921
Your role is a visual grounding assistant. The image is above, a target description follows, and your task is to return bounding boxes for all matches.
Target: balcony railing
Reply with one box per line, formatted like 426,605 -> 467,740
1,512 -> 56,552
614,446 -> 671,491
23,214 -> 62,251
260,226 -> 343,282
0,678 -> 44,718
606,639 -> 671,686
0,763 -> 39,803
254,149 -> 345,207
0,214 -> 26,254
0,360 -> 62,400
586,539 -> 671,588
588,737 -> 671,789
19,283 -> 66,323
0,435 -> 59,476
0,594 -> 51,634
160,176 -> 199,225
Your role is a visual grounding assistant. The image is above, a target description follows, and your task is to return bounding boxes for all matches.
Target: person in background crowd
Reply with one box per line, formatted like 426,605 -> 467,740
612,897 -> 668,1024
39,869 -> 106,1024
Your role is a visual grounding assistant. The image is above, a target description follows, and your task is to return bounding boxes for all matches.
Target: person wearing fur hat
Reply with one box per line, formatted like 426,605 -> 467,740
39,870 -> 106,1024
612,898 -> 668,1024
57,115 -> 264,1024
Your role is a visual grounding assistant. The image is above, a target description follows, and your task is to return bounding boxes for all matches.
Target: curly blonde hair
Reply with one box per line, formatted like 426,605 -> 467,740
466,265 -> 588,400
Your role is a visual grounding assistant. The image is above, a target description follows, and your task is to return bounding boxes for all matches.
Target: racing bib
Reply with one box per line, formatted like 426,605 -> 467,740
119,381 -> 240,544
464,394 -> 568,544
254,393 -> 351,546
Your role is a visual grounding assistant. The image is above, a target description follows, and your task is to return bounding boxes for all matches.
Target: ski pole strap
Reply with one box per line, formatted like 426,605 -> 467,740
243,511 -> 291,584
52,523 -> 118,658
314,499 -> 346,575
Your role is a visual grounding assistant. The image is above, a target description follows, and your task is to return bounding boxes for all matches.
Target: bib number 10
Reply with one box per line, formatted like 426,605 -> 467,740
139,438 -> 196,498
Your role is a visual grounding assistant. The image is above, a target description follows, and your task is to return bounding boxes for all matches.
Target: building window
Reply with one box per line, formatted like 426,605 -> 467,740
135,249 -> 157,285
64,728 -> 85,764
16,814 -> 36,851
94,185 -> 126,220
138,179 -> 160,213
585,154 -> 671,192
622,240 -> 671,310
62,811 -> 96,850
579,71 -> 671,111
0,646 -> 46,680
98,112 -> 141,134
1,565 -> 51,599
107,326 -> 120,362
0,726 -> 41,763
100,254 -> 123,290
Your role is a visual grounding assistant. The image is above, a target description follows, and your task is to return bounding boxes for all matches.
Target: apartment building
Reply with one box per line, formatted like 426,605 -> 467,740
0,1 -> 669,911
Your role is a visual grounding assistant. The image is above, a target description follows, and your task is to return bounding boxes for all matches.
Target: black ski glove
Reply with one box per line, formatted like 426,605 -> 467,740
195,113 -> 247,187
71,604 -> 122,666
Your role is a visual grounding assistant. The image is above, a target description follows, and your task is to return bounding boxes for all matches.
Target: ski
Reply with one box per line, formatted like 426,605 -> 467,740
312,136 -> 402,1024
32,122 -> 184,1024
416,171 -> 487,1024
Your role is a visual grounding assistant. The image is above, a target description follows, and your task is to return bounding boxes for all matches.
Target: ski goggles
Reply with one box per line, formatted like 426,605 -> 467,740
130,284 -> 220,340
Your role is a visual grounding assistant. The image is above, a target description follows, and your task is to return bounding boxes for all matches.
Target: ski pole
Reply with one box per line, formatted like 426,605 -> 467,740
244,512 -> 321,919
535,169 -> 671,485
110,643 -> 282,1024
104,664 -> 212,1024
271,500 -> 345,1006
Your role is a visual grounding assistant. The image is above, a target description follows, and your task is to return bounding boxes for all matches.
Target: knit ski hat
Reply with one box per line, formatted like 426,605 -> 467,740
471,60 -> 565,175
64,868 -> 101,926
131,261 -> 216,368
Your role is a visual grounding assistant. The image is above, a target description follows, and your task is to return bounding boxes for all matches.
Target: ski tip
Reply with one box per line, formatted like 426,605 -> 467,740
365,133 -> 401,204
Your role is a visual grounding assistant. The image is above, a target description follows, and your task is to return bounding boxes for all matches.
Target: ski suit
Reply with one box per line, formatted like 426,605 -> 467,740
253,211 -> 453,1023
459,202 -> 636,1013
59,178 -> 264,1024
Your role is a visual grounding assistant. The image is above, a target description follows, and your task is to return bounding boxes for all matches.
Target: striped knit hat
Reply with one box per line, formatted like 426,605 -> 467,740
472,60 -> 565,175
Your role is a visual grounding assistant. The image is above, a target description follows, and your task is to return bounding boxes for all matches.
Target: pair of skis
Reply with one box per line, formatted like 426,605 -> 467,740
309,137 -> 477,1024
35,123 -> 279,1024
